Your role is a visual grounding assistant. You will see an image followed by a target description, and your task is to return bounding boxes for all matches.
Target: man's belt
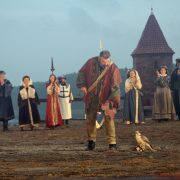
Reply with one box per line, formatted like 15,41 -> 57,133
59,95 -> 70,98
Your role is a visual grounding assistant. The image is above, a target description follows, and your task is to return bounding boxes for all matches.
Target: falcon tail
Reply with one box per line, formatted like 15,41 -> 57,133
147,144 -> 157,152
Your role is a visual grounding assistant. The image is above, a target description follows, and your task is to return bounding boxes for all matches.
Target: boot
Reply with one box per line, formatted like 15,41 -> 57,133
3,120 -> 8,131
30,124 -> 34,131
109,144 -> 117,150
85,140 -> 96,151
65,120 -> 69,127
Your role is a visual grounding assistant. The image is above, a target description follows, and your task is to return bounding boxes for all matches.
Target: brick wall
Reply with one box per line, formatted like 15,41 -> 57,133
132,53 -> 173,106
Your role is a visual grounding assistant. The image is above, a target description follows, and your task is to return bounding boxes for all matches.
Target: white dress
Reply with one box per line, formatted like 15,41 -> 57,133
59,84 -> 73,120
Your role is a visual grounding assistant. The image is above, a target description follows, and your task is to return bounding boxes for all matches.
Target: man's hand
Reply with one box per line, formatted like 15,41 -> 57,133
101,102 -> 116,120
80,86 -> 88,95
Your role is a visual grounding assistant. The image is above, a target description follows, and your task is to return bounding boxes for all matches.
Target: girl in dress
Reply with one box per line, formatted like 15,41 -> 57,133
45,74 -> 63,128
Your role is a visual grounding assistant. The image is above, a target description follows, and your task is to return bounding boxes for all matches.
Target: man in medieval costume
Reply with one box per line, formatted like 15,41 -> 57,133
76,50 -> 121,150
0,71 -> 14,131
59,76 -> 73,127
171,58 -> 180,120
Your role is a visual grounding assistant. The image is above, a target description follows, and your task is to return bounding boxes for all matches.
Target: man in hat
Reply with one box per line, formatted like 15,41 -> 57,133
171,59 -> 180,120
59,76 -> 73,127
0,71 -> 14,131
76,50 -> 121,150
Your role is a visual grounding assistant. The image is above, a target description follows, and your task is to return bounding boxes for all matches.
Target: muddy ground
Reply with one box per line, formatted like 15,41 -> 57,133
0,119 -> 180,180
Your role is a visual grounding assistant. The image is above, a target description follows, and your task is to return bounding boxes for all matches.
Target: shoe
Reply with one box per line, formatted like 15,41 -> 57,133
85,140 -> 95,151
20,127 -> 24,131
109,144 -> 117,151
3,128 -> 8,132
126,121 -> 131,125
3,121 -> 8,131
30,124 -> 34,131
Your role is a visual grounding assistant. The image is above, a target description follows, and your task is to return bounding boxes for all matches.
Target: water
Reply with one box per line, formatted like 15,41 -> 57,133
8,101 -> 85,125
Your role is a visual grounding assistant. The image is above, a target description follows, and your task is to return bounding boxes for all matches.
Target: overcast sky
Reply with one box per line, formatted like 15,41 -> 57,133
0,0 -> 180,85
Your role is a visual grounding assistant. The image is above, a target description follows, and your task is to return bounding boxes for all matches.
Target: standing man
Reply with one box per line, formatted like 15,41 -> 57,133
0,71 -> 14,131
76,50 -> 121,150
171,59 -> 180,120
59,76 -> 73,127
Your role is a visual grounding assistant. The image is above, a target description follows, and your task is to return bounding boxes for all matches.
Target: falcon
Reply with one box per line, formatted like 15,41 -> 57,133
135,131 -> 156,152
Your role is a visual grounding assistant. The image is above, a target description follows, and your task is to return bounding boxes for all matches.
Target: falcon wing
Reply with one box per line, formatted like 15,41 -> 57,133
141,135 -> 150,143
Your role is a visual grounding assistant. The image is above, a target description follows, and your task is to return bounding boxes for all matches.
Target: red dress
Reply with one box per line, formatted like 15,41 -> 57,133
45,83 -> 64,128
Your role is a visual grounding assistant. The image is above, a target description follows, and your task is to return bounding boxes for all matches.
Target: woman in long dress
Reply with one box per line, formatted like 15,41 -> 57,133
18,75 -> 40,131
0,71 -> 14,131
152,66 -> 175,121
45,74 -> 64,128
123,69 -> 145,125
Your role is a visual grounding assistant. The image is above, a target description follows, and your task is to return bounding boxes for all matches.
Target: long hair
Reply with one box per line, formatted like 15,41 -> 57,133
46,74 -> 59,87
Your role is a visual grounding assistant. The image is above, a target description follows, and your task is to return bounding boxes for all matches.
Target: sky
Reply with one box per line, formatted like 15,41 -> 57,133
0,0 -> 180,85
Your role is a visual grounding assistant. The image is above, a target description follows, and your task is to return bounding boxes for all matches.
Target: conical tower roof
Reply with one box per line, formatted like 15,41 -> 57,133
132,11 -> 174,55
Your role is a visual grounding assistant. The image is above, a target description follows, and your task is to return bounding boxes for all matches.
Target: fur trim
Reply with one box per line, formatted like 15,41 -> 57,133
20,86 -> 36,100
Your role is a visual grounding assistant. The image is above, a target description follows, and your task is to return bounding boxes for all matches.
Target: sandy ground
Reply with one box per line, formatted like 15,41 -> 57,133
0,119 -> 180,180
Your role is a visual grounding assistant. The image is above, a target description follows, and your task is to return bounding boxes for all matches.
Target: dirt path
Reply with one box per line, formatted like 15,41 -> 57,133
0,120 -> 180,180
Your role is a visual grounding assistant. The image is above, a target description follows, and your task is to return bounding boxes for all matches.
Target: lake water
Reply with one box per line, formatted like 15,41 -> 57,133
7,101 -> 85,125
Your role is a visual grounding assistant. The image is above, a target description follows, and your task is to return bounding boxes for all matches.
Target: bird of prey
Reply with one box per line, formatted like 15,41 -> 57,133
135,131 -> 156,152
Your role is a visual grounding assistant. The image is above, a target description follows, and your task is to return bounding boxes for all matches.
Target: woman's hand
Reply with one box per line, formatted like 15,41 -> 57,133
156,71 -> 161,77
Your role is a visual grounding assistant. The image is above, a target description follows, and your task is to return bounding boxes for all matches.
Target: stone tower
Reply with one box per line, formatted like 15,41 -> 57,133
131,10 -> 174,106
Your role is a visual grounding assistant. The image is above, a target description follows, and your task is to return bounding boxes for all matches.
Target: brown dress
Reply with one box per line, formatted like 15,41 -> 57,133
152,75 -> 175,120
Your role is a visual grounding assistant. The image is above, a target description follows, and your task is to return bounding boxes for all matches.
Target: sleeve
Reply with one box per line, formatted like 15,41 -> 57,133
125,79 -> 132,93
31,89 -> 40,105
108,66 -> 122,108
135,79 -> 142,90
18,87 -> 26,108
34,91 -> 40,105
55,84 -> 60,95
5,80 -> 13,97
76,61 -> 89,89
154,77 -> 161,86
170,70 -> 176,90
47,85 -> 52,95
69,85 -> 74,101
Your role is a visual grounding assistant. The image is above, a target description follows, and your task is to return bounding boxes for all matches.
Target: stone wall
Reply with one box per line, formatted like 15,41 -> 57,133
132,53 -> 173,106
